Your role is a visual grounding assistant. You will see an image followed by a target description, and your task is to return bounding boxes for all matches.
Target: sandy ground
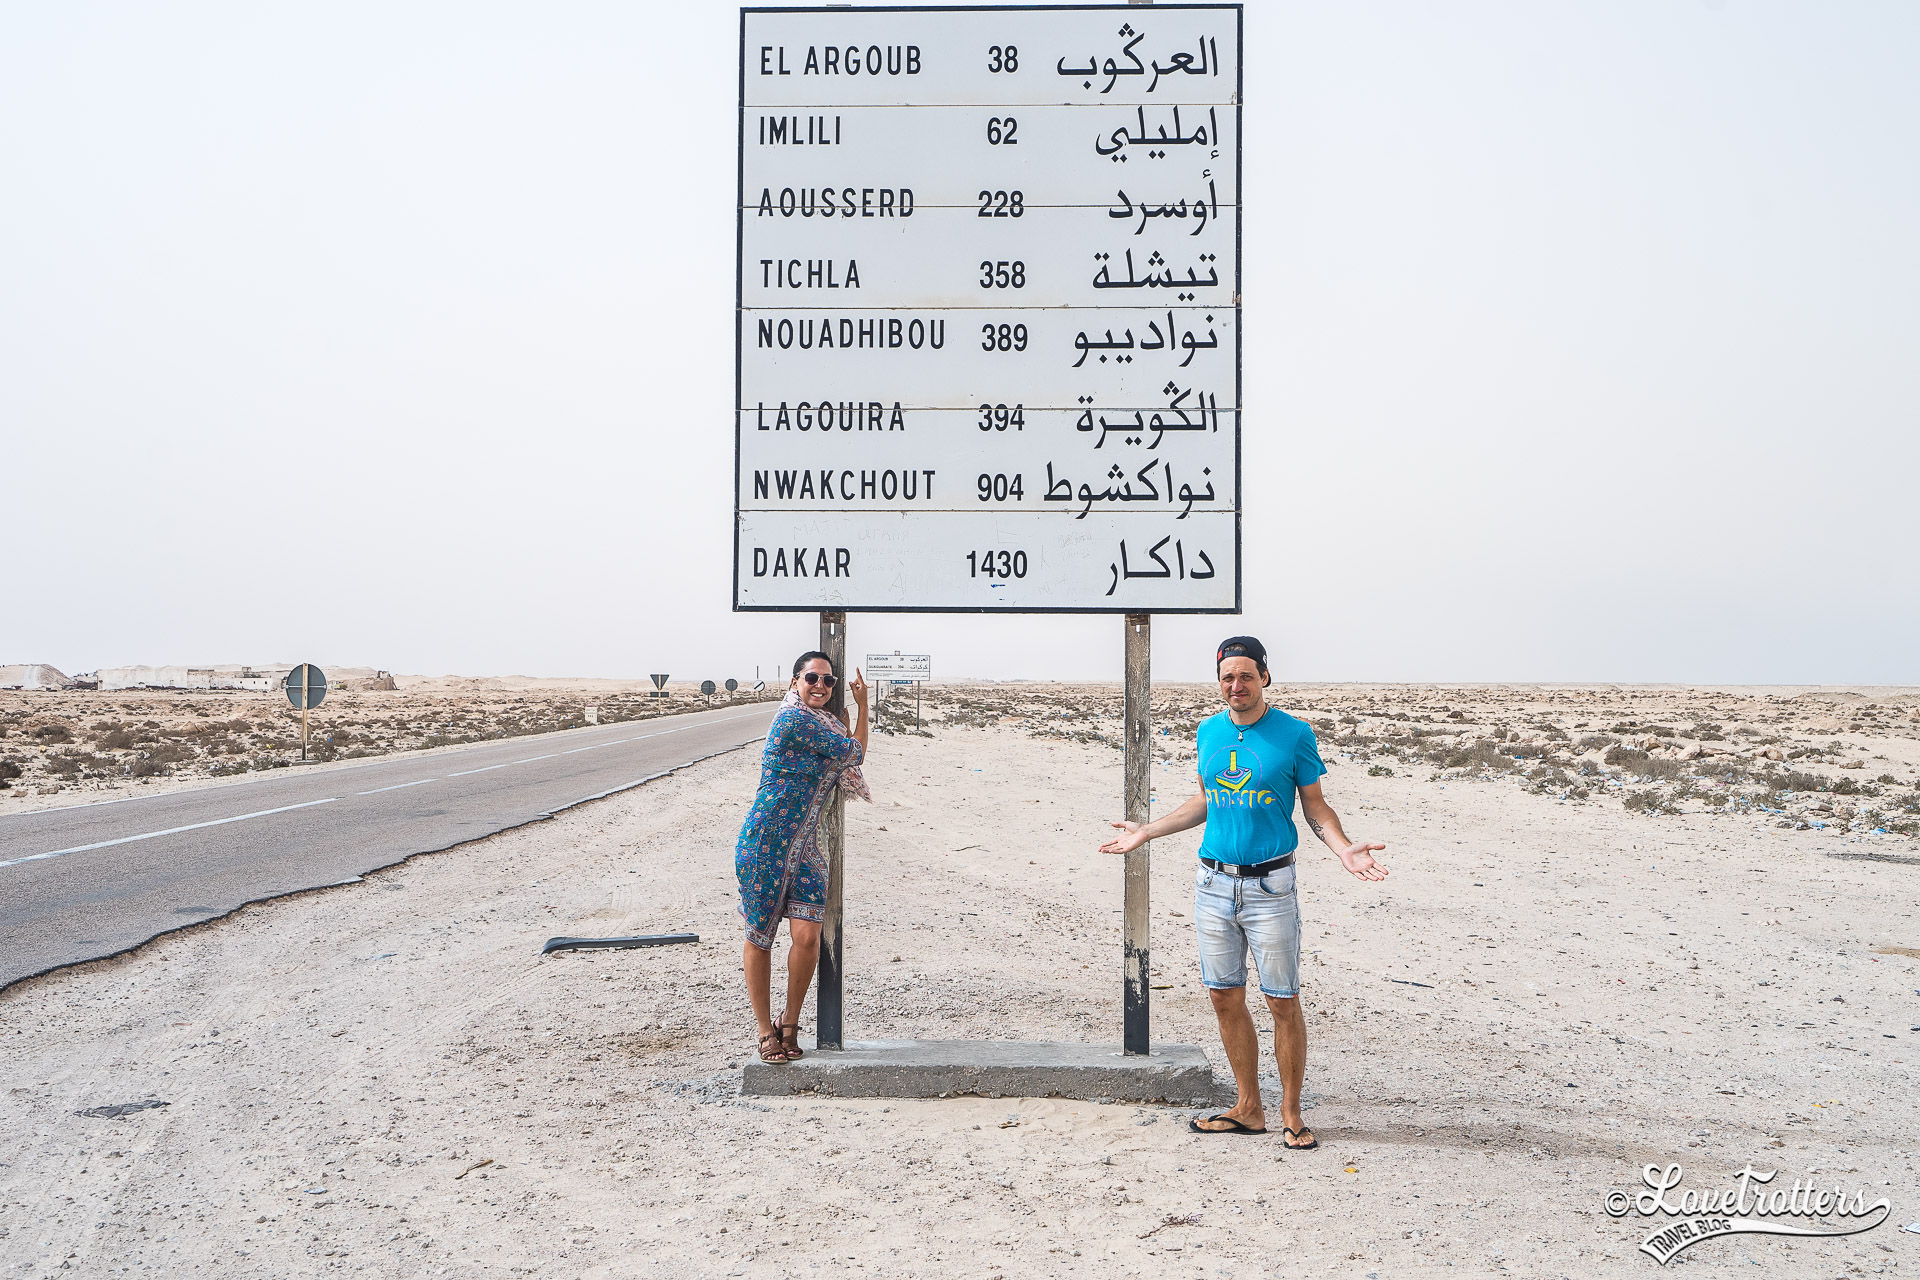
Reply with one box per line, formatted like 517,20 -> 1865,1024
3,688 -> 1918,1278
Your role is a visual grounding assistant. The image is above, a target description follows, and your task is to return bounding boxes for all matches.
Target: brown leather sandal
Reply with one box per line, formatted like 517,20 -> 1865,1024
779,1021 -> 806,1060
757,1029 -> 792,1063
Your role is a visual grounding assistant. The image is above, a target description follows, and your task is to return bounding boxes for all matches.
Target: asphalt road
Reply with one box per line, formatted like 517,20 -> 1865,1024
0,702 -> 778,993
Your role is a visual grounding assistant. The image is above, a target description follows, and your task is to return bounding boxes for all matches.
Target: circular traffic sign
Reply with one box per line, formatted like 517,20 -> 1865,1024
700,680 -> 717,696
725,678 -> 739,692
285,664 -> 328,710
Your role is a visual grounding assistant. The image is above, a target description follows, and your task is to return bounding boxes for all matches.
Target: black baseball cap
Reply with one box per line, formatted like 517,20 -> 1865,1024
1215,635 -> 1270,683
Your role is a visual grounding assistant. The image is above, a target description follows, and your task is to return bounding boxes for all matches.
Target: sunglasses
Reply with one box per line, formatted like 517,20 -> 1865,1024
800,671 -> 839,688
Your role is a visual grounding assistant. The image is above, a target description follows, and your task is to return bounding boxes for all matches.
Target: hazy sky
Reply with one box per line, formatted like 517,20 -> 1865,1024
4,1 -> 1915,685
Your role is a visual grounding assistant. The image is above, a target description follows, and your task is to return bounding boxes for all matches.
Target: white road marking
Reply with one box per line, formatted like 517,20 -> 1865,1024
513,754 -> 558,764
447,763 -> 512,777
357,779 -> 437,795
0,706 -> 777,823
0,798 -> 342,870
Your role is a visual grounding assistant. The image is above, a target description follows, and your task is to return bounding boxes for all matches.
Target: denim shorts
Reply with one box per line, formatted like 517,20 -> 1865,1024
1194,861 -> 1302,998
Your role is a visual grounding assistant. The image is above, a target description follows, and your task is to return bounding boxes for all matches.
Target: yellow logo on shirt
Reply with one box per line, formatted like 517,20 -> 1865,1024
1207,748 -> 1276,806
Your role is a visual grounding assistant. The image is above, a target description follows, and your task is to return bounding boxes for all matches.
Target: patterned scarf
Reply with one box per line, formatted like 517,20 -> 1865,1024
781,687 -> 871,802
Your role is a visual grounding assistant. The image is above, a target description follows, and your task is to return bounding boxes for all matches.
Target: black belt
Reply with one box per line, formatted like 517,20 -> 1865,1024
1200,854 -> 1294,877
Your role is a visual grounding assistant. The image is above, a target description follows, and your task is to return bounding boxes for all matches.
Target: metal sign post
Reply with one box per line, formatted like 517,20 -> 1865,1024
1122,615 -> 1152,1053
817,610 -> 848,1050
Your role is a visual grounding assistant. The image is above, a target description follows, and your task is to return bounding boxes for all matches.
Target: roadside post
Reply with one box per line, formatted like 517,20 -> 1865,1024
818,610 -> 848,1050
1123,615 -> 1152,1053
285,664 -> 328,761
736,3 -> 1241,1095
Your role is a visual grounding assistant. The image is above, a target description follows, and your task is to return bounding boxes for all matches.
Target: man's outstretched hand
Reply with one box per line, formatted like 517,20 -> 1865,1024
1338,841 -> 1389,881
1099,821 -> 1147,855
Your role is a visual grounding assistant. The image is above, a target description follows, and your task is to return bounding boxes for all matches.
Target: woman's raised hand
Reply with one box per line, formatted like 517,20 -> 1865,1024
848,667 -> 869,710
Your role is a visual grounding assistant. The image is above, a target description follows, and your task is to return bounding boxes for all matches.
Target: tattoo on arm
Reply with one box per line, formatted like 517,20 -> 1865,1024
1306,815 -> 1327,842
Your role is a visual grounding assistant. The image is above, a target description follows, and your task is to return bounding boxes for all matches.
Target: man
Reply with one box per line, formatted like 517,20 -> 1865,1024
1100,636 -> 1387,1147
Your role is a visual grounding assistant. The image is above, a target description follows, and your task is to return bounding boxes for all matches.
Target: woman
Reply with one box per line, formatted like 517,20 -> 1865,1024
735,651 -> 869,1063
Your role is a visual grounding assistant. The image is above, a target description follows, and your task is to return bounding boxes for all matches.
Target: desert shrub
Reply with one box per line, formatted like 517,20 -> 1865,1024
1605,745 -> 1649,769
1367,764 -> 1394,777
44,755 -> 82,777
0,759 -> 21,789
1878,774 -> 1900,785
1577,734 -> 1619,753
1623,789 -> 1676,815
98,730 -> 135,750
1433,739 -> 1515,772
1782,771 -> 1827,792
1691,722 -> 1726,740
1643,757 -> 1688,781
129,758 -> 165,778
32,723 -> 72,744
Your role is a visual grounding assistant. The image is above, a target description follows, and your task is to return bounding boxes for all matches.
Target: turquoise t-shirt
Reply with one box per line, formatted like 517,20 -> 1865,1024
1195,706 -> 1326,864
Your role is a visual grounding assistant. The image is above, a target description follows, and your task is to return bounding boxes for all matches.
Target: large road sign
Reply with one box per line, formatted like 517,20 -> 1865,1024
865,652 -> 932,682
285,664 -> 327,710
735,5 -> 1241,614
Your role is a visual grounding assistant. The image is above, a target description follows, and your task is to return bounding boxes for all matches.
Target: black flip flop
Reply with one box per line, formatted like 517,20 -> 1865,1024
1281,1126 -> 1319,1150
1188,1113 -> 1267,1135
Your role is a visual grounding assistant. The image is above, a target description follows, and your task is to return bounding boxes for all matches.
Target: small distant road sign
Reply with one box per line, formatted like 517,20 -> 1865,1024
752,680 -> 767,693
649,674 -> 669,690
865,653 -> 932,683
725,678 -> 739,692
285,664 -> 327,710
700,680 -> 717,696
285,664 -> 327,762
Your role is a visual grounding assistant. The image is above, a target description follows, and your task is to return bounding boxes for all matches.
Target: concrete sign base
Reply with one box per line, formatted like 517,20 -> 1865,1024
741,1038 -> 1213,1106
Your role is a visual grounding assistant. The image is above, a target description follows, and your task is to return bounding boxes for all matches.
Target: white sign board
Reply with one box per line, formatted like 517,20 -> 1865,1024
736,5 -> 1241,613
865,652 -> 933,682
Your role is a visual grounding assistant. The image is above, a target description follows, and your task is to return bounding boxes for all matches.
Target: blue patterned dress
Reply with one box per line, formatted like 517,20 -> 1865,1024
735,706 -> 864,949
